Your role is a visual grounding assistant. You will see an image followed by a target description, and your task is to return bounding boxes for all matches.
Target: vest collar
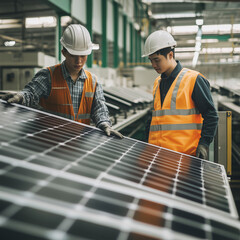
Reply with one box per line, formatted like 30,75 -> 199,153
161,60 -> 183,82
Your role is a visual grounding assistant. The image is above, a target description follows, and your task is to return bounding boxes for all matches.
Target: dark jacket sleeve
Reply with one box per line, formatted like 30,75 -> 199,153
192,75 -> 219,147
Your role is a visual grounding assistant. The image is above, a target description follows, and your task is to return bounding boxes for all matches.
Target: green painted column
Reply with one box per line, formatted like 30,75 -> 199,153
149,19 -> 152,35
146,19 -> 152,64
138,32 -> 141,63
113,1 -> 119,68
140,35 -> 142,63
101,0 -> 107,67
130,23 -> 134,65
86,0 -> 93,68
135,29 -> 138,65
55,13 -> 62,63
140,37 -> 142,63
123,14 -> 127,67
134,0 -> 138,65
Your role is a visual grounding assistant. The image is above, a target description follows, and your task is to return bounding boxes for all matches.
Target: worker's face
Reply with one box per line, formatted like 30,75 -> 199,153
62,49 -> 88,73
148,52 -> 172,74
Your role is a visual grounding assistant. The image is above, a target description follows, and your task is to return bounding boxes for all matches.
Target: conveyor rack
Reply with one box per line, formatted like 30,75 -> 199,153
104,87 -> 152,129
105,102 -> 121,124
104,92 -> 132,119
104,86 -> 152,109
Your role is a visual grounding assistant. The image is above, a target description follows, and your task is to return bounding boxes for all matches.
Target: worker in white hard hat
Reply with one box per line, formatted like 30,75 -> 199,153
143,30 -> 218,159
2,24 -> 123,138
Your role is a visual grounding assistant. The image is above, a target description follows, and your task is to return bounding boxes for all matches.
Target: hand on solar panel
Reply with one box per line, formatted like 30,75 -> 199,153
99,122 -> 123,138
196,144 -> 208,160
1,93 -> 23,104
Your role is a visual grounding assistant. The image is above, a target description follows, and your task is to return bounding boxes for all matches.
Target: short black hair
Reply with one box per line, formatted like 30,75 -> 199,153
154,47 -> 175,59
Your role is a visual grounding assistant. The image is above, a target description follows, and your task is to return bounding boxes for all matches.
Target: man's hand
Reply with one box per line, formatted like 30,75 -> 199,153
1,93 -> 23,104
196,144 -> 208,160
100,122 -> 123,139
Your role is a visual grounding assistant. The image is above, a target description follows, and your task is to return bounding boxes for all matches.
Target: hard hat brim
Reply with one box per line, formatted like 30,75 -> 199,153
141,53 -> 149,58
141,44 -> 176,58
92,44 -> 99,50
61,41 -> 99,56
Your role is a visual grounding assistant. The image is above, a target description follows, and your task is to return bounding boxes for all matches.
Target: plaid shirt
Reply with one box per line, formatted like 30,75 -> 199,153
21,61 -> 111,127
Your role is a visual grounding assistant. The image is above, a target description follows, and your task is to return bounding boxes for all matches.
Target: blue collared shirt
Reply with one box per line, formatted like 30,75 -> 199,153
21,61 -> 111,127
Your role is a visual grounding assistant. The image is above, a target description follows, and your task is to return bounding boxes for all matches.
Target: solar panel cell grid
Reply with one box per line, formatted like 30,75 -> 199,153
0,100 -> 240,240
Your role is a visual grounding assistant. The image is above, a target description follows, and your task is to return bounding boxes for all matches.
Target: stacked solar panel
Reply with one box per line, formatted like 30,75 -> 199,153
0,100 -> 239,240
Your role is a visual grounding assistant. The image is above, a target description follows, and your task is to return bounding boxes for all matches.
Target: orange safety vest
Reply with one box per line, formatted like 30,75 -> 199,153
148,68 -> 203,156
39,64 -> 97,125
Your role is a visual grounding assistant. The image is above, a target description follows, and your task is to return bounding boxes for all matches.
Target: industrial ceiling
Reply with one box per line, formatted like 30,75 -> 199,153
0,0 -> 239,66
144,0 -> 240,66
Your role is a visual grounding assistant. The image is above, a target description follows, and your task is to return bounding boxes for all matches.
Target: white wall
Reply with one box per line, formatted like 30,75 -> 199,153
71,0 -> 86,24
118,0 -> 134,21
71,0 -> 134,56
107,0 -> 114,41
71,0 -> 133,52
118,12 -> 123,48
93,0 -> 102,34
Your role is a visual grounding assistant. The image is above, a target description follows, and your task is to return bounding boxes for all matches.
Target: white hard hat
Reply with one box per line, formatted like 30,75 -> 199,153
60,24 -> 99,56
142,30 -> 176,57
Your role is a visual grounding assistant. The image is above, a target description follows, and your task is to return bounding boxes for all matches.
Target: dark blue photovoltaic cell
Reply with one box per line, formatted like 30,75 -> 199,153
0,101 -> 239,240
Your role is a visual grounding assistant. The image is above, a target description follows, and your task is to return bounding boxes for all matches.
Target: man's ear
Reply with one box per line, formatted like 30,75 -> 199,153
168,51 -> 174,60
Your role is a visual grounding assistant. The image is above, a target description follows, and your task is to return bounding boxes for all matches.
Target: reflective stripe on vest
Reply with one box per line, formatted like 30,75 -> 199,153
149,68 -> 203,156
39,64 -> 96,125
170,68 -> 188,109
52,87 -> 68,90
152,108 -> 200,117
150,123 -> 202,131
77,71 -> 97,123
78,113 -> 91,119
85,92 -> 94,98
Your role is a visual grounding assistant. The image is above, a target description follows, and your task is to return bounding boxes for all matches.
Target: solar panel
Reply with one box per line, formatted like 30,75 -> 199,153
104,86 -> 147,104
0,100 -> 239,240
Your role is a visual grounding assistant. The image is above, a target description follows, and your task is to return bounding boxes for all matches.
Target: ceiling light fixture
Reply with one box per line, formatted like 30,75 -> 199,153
192,25 -> 202,68
152,12 -> 195,19
142,0 -> 187,3
4,40 -> 16,46
196,19 -> 203,26
175,47 -> 196,52
169,24 -> 240,35
25,16 -> 56,28
202,47 -> 240,54
201,39 -> 219,43
228,38 -> 240,42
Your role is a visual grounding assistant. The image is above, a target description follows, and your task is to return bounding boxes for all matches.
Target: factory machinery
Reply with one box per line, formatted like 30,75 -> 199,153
104,86 -> 152,141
